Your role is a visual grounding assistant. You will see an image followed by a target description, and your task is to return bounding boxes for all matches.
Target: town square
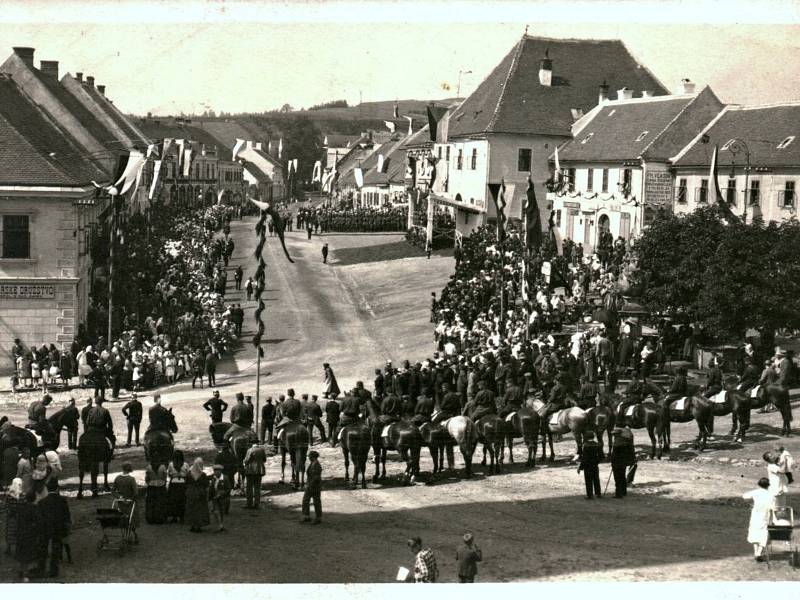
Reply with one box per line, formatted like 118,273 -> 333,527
0,0 -> 799,587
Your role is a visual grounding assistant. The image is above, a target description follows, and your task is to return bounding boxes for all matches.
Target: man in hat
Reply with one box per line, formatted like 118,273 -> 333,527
260,397 -> 275,444
325,396 -> 340,446
80,397 -> 93,432
433,382 -> 462,424
27,394 -> 53,428
470,380 -> 497,422
274,390 -> 302,436
373,368 -> 385,401
147,394 -> 171,435
121,392 -> 143,447
243,440 -> 267,509
610,426 -> 636,498
86,395 -> 115,443
665,367 -> 689,403
578,430 -> 602,499
209,464 -> 230,532
224,394 -> 250,443
63,398 -> 79,450
307,395 -> 326,445
203,390 -> 228,424
456,533 -> 482,583
617,373 -> 644,426
244,395 -> 255,429
499,376 -> 523,419
703,359 -> 723,398
301,450 -> 322,524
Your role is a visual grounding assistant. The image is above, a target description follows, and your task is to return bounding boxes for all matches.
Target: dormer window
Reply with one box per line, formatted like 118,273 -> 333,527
581,133 -> 594,144
777,136 -> 795,149
635,131 -> 649,142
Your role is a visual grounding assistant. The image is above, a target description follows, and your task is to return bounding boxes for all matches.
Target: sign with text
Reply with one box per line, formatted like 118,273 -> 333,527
0,284 -> 56,299
644,171 -> 673,205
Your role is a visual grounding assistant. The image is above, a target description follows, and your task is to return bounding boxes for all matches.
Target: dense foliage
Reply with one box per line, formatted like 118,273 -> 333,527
636,206 -> 800,343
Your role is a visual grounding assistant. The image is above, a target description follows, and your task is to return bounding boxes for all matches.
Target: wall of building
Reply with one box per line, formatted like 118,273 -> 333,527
672,169 -> 800,223
438,139 -> 490,212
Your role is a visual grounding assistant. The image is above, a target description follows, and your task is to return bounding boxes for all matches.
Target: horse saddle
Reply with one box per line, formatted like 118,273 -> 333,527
549,411 -> 561,426
625,405 -> 637,417
337,427 -> 346,442
505,412 -> 516,422
750,385 -> 761,399
671,397 -> 688,412
712,391 -> 727,404
381,425 -> 392,438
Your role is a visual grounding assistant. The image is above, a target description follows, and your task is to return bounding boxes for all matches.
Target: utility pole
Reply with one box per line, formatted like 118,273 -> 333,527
107,190 -> 120,347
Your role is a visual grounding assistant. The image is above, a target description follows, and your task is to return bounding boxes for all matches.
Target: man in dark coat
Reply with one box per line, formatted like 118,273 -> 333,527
260,397 -> 275,444
203,391 -> 228,424
739,358 -> 760,393
373,369 -> 385,401
610,426 -> 636,498
499,376 -> 523,418
322,243 -> 329,264
324,397 -> 340,446
377,393 -> 401,426
86,396 -> 114,441
456,533 -> 482,583
147,395 -> 171,435
704,361 -> 723,398
274,390 -> 302,434
63,398 -> 80,450
27,395 -> 53,428
618,374 -> 644,426
80,398 -> 93,432
122,393 -> 143,447
665,367 -> 689,402
307,395 -> 326,445
205,349 -> 217,388
243,395 -> 255,429
433,382 -> 462,424
38,478 -> 71,577
470,380 -> 497,422
578,430 -> 603,499
230,394 -> 249,428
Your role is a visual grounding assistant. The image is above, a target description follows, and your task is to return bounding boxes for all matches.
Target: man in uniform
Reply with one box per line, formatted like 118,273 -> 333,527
704,360 -> 723,398
86,396 -> 114,443
335,392 -> 361,442
577,376 -> 598,409
27,394 -> 53,428
412,392 -> 434,426
578,430 -> 603,499
498,376 -> 523,419
373,368 -> 385,401
538,373 -> 568,434
203,390 -> 228,424
64,398 -> 80,449
738,358 -> 760,393
148,394 -> 171,434
225,393 -> 250,443
80,398 -> 93,432
322,243 -> 329,264
324,396 -> 340,446
307,395 -> 326,445
617,373 -> 644,426
378,393 -> 402,426
243,440 -> 267,510
274,390 -> 302,436
470,380 -> 497,422
260,397 -> 275,444
433,382 -> 462,424
244,395 -> 255,429
610,426 -> 636,498
122,393 -> 143,447
665,366 -> 689,402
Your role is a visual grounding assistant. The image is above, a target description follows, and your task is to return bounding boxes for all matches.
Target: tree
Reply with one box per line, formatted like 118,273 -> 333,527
280,103 -> 294,113
637,207 -> 800,344
279,116 -> 323,188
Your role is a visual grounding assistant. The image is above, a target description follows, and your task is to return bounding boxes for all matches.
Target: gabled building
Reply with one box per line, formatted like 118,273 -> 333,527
549,83 -> 724,250
236,141 -> 286,203
359,136 -> 409,206
322,133 -> 361,171
0,73 -> 109,365
418,35 -> 669,239
671,103 -> 800,224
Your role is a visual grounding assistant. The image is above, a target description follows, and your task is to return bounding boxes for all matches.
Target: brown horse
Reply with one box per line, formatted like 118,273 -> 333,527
725,379 -> 793,438
77,429 -> 115,498
48,408 -> 78,450
419,421 -> 451,480
476,414 -> 508,474
502,406 -> 540,468
340,421 -> 371,489
661,394 -> 715,451
567,396 -> 615,460
599,390 -> 665,459
530,400 -> 588,462
278,422 -> 309,490
365,401 -> 423,485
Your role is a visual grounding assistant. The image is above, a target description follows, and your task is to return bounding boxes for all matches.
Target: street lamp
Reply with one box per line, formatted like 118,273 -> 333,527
724,138 -> 751,223
457,70 -> 472,98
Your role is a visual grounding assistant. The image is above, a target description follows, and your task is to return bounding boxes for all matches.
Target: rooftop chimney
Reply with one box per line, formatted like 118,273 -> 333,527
538,49 -> 553,87
86,75 -> 95,88
97,85 -> 105,96
255,142 -> 263,151
641,90 -> 653,98
75,72 -> 83,82
676,78 -> 695,95
12,47 -> 35,68
617,87 -> 634,101
39,60 -> 59,80
598,80 -> 609,105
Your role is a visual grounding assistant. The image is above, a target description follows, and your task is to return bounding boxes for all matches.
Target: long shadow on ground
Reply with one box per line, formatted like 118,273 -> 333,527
331,241 -> 452,266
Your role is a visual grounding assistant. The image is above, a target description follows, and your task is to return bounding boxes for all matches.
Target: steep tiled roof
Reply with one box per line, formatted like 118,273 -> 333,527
673,104 -> 800,168
27,68 -> 121,152
323,134 -> 358,148
449,36 -> 668,138
136,119 -> 231,159
0,75 -> 107,186
241,160 -> 272,184
81,83 -> 149,147
363,138 -> 408,185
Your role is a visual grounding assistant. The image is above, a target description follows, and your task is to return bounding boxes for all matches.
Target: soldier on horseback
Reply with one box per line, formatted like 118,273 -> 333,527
275,389 -> 302,436
470,380 -> 497,422
617,373 -> 644,426
665,366 -> 689,402
738,358 -> 760,393
333,392 -> 361,442
433,382 -> 462,424
538,372 -> 568,432
577,376 -> 598,409
412,393 -> 434,426
704,361 -> 723,398
148,394 -> 173,436
378,393 -> 402,426
224,394 -> 252,443
86,396 -> 115,443
498,376 -> 523,419
26,395 -> 53,428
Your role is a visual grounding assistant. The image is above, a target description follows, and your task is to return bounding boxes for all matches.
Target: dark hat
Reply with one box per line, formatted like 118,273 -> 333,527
302,394 -> 309,399
236,392 -> 244,401
308,450 -> 319,459
312,395 -> 318,400
245,395 -> 252,401
463,533 -> 473,543
213,390 -> 220,396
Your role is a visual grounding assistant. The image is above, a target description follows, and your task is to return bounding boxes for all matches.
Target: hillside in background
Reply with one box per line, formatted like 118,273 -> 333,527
134,97 -> 462,151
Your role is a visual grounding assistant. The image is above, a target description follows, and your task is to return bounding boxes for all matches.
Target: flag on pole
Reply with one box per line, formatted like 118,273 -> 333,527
292,159 -> 298,176
278,138 -> 283,159
114,150 -> 146,195
377,154 -> 385,174
548,209 -> 563,256
354,167 -> 364,189
491,178 -> 507,243
232,138 -> 245,161
525,173 -> 542,250
521,257 -> 529,303
148,160 -> 162,200
403,115 -> 413,135
182,149 -> 193,178
393,102 -> 399,119
312,160 -> 322,183
710,144 -> 741,223
384,121 -> 396,133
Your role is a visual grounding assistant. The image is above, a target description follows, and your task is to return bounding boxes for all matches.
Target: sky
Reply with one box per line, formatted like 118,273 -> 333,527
2,0 -> 800,116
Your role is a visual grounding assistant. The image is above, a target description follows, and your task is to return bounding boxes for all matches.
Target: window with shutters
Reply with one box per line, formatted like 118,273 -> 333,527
602,169 -> 609,193
1,215 -> 31,259
586,168 -> 594,192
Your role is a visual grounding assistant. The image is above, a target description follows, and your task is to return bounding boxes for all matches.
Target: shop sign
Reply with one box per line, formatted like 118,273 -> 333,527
0,284 -> 56,299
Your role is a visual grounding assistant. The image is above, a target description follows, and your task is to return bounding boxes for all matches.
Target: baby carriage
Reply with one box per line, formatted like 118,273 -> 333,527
96,497 -> 137,555
765,506 -> 799,569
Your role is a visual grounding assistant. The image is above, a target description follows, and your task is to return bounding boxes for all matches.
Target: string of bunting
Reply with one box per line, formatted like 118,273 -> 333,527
252,207 -> 268,358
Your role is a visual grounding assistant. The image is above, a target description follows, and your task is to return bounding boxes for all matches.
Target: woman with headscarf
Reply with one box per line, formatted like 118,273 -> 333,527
184,457 -> 210,532
4,478 -> 23,557
323,363 -> 340,400
166,450 -> 189,524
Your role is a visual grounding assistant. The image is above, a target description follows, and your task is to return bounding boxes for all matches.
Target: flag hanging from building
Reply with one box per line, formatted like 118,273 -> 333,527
182,149 -> 193,178
403,115 -> 413,135
114,150 -> 146,196
248,197 -> 294,263
146,143 -> 157,159
491,179 -> 507,243
232,138 -> 245,161
354,167 -> 364,189
312,160 -> 322,183
278,138 -> 283,159
377,154 -> 385,174
217,190 -> 225,204
710,144 -> 741,223
148,160 -> 162,200
161,138 -> 174,159
131,158 -> 147,196
548,209 -> 563,256
292,158 -> 298,176
175,139 -> 185,170
384,121 -> 396,133
525,173 -> 542,250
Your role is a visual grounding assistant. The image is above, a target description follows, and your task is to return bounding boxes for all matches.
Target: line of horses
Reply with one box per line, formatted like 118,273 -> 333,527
0,377 -> 791,495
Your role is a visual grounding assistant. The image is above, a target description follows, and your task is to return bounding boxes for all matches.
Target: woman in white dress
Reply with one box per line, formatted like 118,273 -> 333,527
742,477 -> 775,561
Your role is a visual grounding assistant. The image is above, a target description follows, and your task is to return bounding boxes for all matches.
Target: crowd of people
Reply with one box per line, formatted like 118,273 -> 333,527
9,204 -> 242,397
302,206 -> 408,233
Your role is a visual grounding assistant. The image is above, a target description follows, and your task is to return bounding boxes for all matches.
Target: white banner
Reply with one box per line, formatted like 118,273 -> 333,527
148,160 -> 162,200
